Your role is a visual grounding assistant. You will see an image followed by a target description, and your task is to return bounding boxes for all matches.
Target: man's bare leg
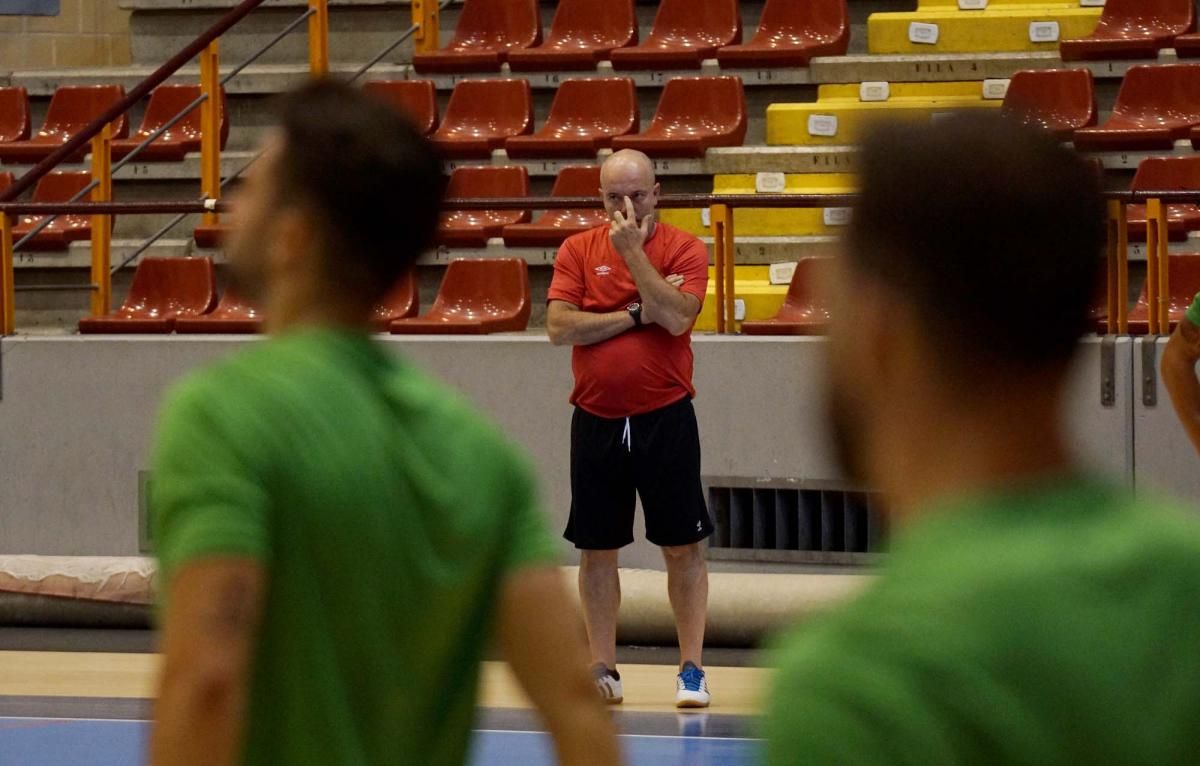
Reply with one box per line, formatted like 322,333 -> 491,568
578,549 -> 621,668
662,542 -> 708,668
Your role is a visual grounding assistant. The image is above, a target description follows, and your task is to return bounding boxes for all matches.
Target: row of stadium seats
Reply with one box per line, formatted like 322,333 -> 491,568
393,76 -> 745,159
0,85 -> 229,164
5,64 -> 1200,169
411,0 -> 1200,72
78,257 -> 532,334
414,0 -> 848,73
768,65 -> 1200,151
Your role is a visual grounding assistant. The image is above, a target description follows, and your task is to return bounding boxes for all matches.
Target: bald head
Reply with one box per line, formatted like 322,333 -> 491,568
600,149 -> 661,229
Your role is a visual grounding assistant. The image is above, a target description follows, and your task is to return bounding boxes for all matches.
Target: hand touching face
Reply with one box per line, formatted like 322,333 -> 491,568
610,196 -> 652,259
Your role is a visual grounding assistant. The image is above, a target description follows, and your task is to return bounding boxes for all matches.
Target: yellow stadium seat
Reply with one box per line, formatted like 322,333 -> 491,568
694,266 -> 788,333
659,174 -> 857,237
867,6 -> 1101,54
767,81 -> 1003,146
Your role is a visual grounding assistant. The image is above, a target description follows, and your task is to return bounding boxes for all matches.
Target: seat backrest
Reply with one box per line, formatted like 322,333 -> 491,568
32,171 -> 92,203
1001,69 -> 1096,132
646,0 -> 741,45
0,172 -> 12,195
544,0 -> 637,47
436,258 -> 529,311
123,256 -> 216,314
42,85 -> 128,139
1092,0 -> 1195,35
785,256 -> 833,310
0,87 -> 31,143
445,165 -> 530,199
651,76 -> 747,136
1113,64 -> 1200,116
1170,254 -> 1200,303
136,85 -> 230,148
1132,155 -> 1200,192
442,79 -> 533,134
546,78 -> 638,133
551,165 -> 602,197
373,271 -> 419,321
447,0 -> 541,50
758,0 -> 848,45
362,80 -> 439,135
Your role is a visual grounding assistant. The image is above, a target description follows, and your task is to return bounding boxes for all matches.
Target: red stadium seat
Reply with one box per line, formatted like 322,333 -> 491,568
505,78 -> 638,159
362,80 -> 439,136
740,257 -> 832,336
173,289 -> 263,334
370,272 -> 420,330
78,256 -> 218,334
437,166 -> 530,247
1060,0 -> 1195,62
609,0 -> 740,70
0,86 -> 128,163
390,258 -> 531,334
507,0 -> 637,71
0,172 -> 12,193
429,79 -> 534,159
1126,156 -> 1200,242
1176,32 -> 1200,57
1125,254 -> 1200,334
411,0 -> 541,74
0,87 -> 31,144
610,76 -> 747,158
716,0 -> 849,69
1072,65 -> 1200,151
110,85 -> 229,162
1001,69 -> 1097,141
12,171 -> 94,251
192,223 -> 228,249
502,166 -> 607,247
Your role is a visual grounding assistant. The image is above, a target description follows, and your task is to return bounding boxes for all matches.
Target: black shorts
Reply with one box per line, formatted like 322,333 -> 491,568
564,396 -> 713,550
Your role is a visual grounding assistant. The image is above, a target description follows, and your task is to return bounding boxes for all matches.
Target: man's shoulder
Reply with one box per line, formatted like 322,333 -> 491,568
654,222 -> 707,255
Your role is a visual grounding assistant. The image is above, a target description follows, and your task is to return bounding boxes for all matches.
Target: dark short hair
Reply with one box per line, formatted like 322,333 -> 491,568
847,112 -> 1105,375
274,79 -> 444,302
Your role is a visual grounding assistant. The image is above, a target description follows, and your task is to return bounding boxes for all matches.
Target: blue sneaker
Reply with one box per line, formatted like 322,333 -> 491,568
675,661 -> 711,708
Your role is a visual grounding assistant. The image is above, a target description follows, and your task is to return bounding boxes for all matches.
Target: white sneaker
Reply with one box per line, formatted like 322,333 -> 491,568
676,661 -> 711,708
592,663 -> 623,704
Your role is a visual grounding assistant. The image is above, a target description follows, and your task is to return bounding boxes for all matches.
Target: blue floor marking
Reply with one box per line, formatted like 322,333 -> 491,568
0,717 -> 762,766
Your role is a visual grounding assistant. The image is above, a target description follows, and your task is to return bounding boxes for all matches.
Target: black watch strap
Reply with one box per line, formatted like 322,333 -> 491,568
627,302 -> 643,327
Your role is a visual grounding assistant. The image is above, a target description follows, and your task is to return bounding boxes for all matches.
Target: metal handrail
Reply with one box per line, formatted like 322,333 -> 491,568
119,0 -> 454,267
11,6 -> 316,253
5,189 -> 1199,216
0,0 -> 270,204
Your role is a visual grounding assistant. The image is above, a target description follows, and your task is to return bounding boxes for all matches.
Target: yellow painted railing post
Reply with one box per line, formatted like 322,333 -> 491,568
724,208 -> 736,333
1106,200 -> 1129,335
200,40 -> 221,230
0,212 -> 14,335
308,0 -> 329,76
1148,197 -> 1170,334
412,0 -> 439,54
90,126 -> 113,317
1145,198 -> 1165,335
710,204 -> 728,334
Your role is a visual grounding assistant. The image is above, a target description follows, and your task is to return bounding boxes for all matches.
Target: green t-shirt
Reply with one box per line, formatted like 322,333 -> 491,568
151,329 -> 558,766
765,476 -> 1200,766
1186,292 -> 1200,327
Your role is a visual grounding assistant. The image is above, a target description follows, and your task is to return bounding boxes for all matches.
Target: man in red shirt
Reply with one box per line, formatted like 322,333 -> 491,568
547,149 -> 713,708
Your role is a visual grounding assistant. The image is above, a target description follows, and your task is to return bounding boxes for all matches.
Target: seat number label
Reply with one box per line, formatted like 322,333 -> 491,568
823,208 -> 852,227
909,23 -> 940,45
860,82 -> 890,102
807,114 -> 839,137
755,172 -> 787,193
958,0 -> 987,8
1029,21 -> 1061,42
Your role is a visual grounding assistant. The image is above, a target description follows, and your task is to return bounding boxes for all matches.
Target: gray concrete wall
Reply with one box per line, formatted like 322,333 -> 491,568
0,334 -> 1170,568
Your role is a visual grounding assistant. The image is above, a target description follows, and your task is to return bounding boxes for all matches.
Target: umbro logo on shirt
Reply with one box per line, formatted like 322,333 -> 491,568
594,265 -> 613,277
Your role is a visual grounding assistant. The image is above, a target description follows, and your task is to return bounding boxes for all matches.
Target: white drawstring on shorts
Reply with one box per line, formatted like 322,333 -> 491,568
622,417 -> 632,453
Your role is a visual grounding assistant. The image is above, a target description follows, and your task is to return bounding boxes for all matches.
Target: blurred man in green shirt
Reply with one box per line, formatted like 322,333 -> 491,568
767,113 -> 1200,765
1163,294 -> 1200,456
149,81 -> 619,766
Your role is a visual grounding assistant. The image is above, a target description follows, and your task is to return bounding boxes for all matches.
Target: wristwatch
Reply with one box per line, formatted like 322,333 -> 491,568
627,302 -> 643,327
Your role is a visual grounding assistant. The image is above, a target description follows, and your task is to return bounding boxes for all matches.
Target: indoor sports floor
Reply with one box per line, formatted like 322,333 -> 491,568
0,636 -> 766,765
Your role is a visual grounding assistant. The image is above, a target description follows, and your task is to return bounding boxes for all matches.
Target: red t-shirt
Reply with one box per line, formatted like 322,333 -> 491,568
547,222 -> 709,419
